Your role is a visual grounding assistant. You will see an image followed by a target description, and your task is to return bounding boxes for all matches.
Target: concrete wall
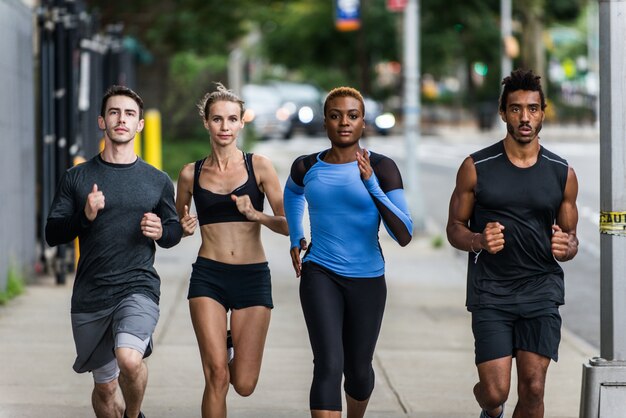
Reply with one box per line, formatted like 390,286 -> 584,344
0,0 -> 36,291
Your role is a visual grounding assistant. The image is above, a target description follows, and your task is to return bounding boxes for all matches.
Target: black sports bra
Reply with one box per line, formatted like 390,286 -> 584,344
193,152 -> 265,225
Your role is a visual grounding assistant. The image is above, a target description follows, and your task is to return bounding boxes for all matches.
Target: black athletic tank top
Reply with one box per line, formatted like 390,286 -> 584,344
466,140 -> 568,308
193,152 -> 264,225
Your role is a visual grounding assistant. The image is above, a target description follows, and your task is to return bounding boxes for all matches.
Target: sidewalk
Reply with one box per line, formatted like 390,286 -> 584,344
0,219 -> 597,417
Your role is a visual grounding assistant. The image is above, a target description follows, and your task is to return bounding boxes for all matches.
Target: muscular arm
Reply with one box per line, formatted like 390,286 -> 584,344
446,157 -> 505,254
251,154 -> 288,236
552,166 -> 579,261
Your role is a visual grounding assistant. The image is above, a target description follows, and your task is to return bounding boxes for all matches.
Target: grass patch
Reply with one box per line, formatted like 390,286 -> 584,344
0,267 -> 25,305
431,234 -> 444,248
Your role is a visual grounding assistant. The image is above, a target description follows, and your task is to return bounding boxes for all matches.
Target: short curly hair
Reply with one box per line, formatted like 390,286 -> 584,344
499,69 -> 546,113
324,86 -> 365,117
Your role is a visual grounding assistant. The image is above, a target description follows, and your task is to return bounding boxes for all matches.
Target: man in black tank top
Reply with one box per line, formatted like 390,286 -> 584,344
446,69 -> 579,418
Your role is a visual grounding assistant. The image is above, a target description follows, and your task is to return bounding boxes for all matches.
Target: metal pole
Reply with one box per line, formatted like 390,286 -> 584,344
587,1 -> 600,127
403,0 -> 425,232
598,0 -> 626,364
580,1 -> 626,416
500,0 -> 512,79
39,2 -> 56,267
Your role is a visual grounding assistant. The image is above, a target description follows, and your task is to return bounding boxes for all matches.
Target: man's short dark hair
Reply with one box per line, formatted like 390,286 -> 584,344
100,85 -> 144,118
499,69 -> 546,113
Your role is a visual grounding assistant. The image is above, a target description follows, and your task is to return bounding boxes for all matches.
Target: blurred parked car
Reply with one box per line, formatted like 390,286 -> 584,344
241,84 -> 289,140
363,97 -> 396,136
270,81 -> 325,139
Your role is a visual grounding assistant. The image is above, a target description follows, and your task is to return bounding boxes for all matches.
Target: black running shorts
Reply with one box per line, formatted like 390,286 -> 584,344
187,256 -> 273,311
471,302 -> 561,364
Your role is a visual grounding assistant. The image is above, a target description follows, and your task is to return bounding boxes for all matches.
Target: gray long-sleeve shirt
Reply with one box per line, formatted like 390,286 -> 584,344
46,155 -> 182,313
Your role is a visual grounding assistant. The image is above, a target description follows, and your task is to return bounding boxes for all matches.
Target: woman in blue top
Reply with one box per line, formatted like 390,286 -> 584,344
284,86 -> 413,417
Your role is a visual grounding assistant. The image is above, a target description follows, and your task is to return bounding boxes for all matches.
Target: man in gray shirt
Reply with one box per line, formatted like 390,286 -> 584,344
46,85 -> 182,418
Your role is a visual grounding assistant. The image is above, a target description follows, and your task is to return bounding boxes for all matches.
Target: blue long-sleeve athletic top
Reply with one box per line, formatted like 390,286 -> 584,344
284,150 -> 413,277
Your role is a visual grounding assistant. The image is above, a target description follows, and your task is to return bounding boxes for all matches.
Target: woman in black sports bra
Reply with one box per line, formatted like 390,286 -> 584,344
175,83 -> 288,417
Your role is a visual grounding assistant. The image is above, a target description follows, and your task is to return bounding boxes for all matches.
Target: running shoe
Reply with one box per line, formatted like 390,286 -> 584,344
123,411 -> 145,418
227,330 -> 234,363
479,404 -> 504,418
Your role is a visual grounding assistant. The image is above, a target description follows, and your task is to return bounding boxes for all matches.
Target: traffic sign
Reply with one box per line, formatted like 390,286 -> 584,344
387,0 -> 407,12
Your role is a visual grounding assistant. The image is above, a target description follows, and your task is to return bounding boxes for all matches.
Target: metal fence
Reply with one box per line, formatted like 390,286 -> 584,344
37,0 -> 138,283
0,0 -> 36,292
0,0 -> 138,291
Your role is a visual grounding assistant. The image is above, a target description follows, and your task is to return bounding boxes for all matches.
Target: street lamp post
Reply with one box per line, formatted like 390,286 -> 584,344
580,1 -> 626,416
403,0 -> 425,232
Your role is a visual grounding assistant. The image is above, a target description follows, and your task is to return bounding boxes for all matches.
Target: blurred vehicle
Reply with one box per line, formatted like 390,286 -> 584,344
363,97 -> 396,136
270,81 -> 325,139
241,84 -> 289,140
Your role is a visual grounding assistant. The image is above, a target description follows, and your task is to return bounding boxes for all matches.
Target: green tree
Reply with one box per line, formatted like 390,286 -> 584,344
259,0 -> 399,96
515,0 -> 587,79
421,0 -> 500,102
87,0 -> 261,138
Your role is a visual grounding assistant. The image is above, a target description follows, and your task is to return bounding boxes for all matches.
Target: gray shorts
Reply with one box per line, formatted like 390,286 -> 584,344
71,293 -> 159,380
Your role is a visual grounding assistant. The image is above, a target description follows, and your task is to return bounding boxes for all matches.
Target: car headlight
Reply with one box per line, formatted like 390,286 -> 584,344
375,113 -> 395,130
243,109 -> 256,123
276,107 -> 291,121
298,106 -> 314,124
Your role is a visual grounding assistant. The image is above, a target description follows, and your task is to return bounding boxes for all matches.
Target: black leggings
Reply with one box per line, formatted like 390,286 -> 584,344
299,262 -> 387,411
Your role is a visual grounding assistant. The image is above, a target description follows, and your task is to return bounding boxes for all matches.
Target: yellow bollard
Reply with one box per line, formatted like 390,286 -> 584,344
73,156 -> 87,269
143,109 -> 162,170
134,131 -> 142,157
99,132 -> 141,155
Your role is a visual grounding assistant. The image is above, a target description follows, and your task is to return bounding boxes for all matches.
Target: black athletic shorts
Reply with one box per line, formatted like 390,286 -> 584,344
471,302 -> 561,364
187,256 -> 273,311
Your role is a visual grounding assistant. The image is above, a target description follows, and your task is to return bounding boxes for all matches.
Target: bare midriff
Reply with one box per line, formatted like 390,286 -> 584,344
197,221 -> 266,265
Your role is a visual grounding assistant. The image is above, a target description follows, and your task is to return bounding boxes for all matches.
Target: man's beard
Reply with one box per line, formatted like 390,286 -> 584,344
506,122 -> 542,143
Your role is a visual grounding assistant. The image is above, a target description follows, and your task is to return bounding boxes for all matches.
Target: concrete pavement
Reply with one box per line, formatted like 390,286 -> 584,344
0,224 -> 597,418
0,129 -> 599,417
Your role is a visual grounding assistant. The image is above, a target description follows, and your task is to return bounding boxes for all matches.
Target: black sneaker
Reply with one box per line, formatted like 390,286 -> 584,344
227,330 -> 234,363
123,411 -> 145,418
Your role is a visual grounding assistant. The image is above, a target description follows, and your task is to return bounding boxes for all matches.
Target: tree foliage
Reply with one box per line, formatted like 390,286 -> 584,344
421,0 -> 501,101
87,0 -> 254,55
84,0 -> 588,135
259,0 -> 399,94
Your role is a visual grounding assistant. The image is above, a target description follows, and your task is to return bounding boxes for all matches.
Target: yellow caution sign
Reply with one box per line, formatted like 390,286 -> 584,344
600,211 -> 626,235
